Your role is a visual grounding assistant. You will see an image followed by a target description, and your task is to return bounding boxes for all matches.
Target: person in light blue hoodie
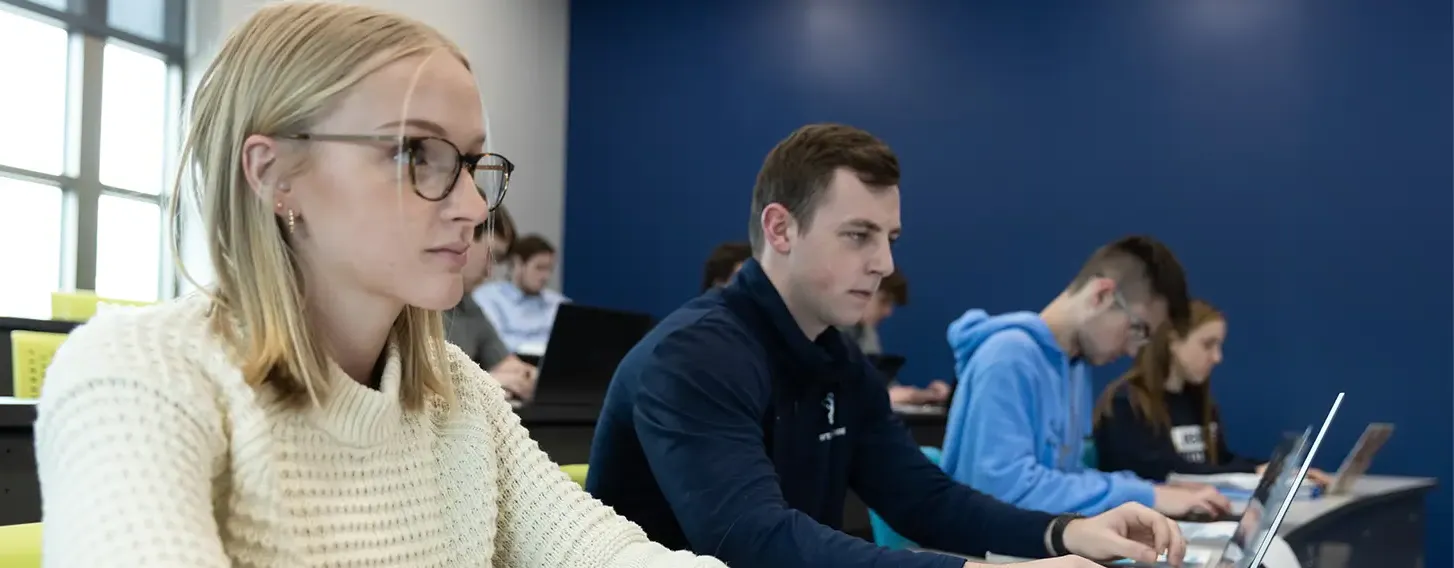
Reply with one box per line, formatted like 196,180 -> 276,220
941,235 -> 1232,519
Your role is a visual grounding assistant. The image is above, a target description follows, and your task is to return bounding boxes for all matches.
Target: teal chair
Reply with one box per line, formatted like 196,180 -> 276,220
1081,438 -> 1099,470
868,442 -> 1100,550
868,446 -> 942,549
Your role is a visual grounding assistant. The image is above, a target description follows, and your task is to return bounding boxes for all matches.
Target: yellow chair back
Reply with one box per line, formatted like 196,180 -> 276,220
560,464 -> 588,488
10,331 -> 67,400
50,291 -> 151,323
0,522 -> 41,568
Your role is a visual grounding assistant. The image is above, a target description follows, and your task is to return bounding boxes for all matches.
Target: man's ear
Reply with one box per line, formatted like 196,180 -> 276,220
1089,277 -> 1118,310
760,203 -> 797,255
241,133 -> 287,205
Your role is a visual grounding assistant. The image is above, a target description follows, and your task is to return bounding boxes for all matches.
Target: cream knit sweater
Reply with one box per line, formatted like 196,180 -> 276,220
33,296 -> 726,567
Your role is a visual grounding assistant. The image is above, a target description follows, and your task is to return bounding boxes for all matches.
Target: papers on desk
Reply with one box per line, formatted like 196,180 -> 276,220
1169,472 -> 1261,490
1104,547 -> 1215,566
1178,520 -> 1238,542
1168,472 -> 1321,500
987,548 -> 1216,566
891,403 -> 946,416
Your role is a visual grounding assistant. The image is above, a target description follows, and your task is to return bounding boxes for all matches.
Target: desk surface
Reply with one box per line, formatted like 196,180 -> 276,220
0,396 -> 35,428
1277,474 -> 1435,536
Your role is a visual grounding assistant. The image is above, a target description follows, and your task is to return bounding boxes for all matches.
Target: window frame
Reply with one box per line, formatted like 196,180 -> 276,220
0,0 -> 186,306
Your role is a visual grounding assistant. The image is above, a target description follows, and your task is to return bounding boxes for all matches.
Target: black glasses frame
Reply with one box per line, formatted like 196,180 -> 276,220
1111,289 -> 1151,346
283,133 -> 514,210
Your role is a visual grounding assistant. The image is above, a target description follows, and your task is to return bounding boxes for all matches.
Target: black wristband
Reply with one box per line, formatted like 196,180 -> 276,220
1049,513 -> 1085,557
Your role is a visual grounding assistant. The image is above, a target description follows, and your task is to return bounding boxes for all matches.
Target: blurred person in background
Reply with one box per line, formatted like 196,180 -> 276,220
475,233 -> 567,354
842,271 -> 951,405
448,204 -> 537,401
700,241 -> 752,292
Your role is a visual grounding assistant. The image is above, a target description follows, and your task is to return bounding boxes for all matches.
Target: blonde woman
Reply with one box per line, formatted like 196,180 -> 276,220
31,3 -> 726,567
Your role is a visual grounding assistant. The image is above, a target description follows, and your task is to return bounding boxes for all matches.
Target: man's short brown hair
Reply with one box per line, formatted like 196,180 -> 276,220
511,234 -> 555,263
878,271 -> 909,306
748,124 -> 900,254
1067,235 -> 1191,333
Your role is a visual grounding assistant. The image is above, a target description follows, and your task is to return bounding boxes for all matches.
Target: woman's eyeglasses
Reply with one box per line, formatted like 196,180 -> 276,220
285,133 -> 513,211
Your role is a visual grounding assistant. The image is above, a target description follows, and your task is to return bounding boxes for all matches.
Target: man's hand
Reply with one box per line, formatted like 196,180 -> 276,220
1061,503 -> 1187,566
923,380 -> 952,403
489,355 -> 538,400
1256,463 -> 1334,487
1153,484 -> 1231,517
888,381 -> 954,406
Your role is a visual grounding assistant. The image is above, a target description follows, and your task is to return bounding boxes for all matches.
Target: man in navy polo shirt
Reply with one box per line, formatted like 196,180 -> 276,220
587,124 -> 1187,568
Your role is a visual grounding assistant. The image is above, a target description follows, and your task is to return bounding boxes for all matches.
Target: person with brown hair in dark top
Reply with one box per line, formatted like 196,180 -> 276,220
1092,299 -> 1332,485
700,241 -> 752,292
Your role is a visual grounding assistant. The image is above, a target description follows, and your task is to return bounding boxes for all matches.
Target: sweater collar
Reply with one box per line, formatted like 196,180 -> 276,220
725,259 -> 850,381
307,343 -> 406,447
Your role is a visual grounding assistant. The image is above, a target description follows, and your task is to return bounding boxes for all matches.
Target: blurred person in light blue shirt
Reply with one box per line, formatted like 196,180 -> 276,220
473,233 -> 567,355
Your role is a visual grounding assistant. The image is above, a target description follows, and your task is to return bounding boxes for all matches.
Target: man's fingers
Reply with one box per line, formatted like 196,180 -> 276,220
1148,511 -> 1172,553
1163,515 -> 1187,567
1117,503 -> 1185,566
1200,490 -> 1232,514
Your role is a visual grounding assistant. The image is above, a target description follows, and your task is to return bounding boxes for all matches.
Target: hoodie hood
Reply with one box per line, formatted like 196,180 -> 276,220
947,309 -> 1066,382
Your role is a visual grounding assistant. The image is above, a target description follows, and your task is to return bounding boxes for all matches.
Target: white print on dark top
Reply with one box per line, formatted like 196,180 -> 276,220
818,393 -> 844,441
1170,424 -> 1218,464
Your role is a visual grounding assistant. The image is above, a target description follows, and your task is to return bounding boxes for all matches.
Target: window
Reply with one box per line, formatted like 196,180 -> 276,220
0,0 -> 185,316
95,194 -> 162,302
0,178 -> 63,319
0,9 -> 67,176
99,40 -> 169,195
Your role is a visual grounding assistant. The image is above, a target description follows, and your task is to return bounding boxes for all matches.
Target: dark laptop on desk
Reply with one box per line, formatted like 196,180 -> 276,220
867,354 -> 906,384
526,304 -> 654,408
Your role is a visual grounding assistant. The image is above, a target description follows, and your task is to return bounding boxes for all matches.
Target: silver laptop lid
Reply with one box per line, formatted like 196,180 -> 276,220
1328,422 -> 1394,495
1226,392 -> 1344,568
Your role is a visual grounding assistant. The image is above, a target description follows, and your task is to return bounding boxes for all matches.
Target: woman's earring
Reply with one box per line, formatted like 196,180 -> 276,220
287,209 -> 297,235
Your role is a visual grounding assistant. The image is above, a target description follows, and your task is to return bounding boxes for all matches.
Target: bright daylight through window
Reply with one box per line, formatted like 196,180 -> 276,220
0,0 -> 184,319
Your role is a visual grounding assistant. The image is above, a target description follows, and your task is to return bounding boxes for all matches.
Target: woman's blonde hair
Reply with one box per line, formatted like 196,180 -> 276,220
170,1 -> 469,410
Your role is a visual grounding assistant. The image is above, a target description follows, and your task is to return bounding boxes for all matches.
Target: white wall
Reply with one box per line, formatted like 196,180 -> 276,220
179,0 -> 570,291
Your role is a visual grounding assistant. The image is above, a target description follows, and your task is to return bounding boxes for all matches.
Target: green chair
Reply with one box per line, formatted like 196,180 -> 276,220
0,522 -> 41,568
560,464 -> 588,488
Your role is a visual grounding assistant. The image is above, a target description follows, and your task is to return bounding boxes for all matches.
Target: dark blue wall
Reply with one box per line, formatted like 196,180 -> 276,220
565,1 -> 1452,563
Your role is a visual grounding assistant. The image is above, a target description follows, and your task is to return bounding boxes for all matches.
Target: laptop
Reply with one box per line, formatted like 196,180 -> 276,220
1325,422 -> 1394,495
526,303 -> 654,408
1108,392 -> 1345,568
867,354 -> 906,384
